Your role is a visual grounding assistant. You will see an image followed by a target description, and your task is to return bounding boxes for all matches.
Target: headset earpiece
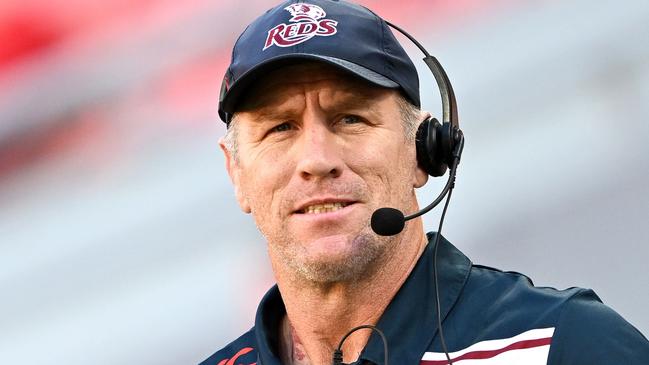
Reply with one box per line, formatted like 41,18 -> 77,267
416,117 -> 455,177
387,20 -> 463,177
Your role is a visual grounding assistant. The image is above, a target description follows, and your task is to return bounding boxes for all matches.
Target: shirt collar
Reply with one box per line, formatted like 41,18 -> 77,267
254,233 -> 472,365
255,284 -> 285,365
359,233 -> 471,364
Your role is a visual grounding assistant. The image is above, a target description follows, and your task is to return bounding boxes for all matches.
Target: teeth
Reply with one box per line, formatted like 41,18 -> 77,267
303,202 -> 347,214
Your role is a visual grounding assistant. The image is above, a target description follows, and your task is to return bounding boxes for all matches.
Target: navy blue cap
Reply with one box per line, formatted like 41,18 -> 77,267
218,0 -> 420,124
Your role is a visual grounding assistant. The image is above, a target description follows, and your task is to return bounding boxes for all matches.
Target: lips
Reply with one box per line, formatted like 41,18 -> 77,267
300,202 -> 349,214
294,200 -> 356,214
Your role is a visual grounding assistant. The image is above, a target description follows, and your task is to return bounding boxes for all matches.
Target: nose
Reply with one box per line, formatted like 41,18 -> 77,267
295,117 -> 343,181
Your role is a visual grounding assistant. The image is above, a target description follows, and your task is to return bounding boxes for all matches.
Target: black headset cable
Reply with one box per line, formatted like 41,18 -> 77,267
332,325 -> 388,365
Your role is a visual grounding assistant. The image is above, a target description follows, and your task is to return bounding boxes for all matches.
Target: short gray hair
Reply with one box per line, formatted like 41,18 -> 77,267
221,93 -> 421,159
221,114 -> 240,161
395,93 -> 421,142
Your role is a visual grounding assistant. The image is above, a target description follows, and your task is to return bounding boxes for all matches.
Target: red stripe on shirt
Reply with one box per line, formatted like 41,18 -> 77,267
420,337 -> 552,364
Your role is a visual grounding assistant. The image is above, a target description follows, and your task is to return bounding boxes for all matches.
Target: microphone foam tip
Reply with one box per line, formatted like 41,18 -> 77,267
371,207 -> 405,236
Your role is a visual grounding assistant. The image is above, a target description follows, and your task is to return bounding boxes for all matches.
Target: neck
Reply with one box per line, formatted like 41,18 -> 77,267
272,223 -> 428,365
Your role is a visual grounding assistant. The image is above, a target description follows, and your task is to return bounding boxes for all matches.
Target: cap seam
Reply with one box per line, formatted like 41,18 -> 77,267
379,16 -> 388,78
381,19 -> 392,79
362,5 -> 390,79
231,22 -> 253,65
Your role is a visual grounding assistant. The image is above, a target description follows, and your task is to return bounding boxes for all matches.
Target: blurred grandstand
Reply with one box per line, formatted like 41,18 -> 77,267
0,0 -> 647,364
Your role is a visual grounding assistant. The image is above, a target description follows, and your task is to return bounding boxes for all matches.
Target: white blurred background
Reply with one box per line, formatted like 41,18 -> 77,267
0,0 -> 647,364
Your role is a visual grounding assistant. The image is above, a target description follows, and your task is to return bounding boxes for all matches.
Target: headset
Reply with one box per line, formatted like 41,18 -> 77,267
370,20 -> 465,237
385,21 -> 464,178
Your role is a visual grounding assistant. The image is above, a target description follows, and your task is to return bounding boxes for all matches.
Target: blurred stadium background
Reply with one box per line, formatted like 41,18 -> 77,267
1,0 -> 648,363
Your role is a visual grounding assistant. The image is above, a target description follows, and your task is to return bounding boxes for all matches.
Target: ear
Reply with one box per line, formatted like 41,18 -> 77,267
219,138 -> 252,214
414,165 -> 429,188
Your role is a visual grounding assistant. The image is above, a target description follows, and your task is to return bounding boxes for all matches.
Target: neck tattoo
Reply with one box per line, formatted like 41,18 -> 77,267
279,317 -> 310,365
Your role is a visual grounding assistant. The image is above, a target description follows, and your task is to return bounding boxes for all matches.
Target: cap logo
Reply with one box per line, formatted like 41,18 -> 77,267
263,3 -> 338,50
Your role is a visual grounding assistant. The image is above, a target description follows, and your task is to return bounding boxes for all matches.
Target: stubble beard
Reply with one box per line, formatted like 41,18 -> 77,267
270,227 -> 392,284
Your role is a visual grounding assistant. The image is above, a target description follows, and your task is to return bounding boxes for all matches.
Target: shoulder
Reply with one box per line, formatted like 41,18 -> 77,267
458,264 -> 589,330
548,289 -> 649,364
198,328 -> 258,365
454,264 -> 649,363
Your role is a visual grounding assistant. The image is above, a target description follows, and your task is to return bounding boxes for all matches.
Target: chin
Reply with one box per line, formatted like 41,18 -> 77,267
287,231 -> 387,283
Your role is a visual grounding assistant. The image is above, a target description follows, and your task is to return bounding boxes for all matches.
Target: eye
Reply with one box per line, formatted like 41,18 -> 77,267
269,122 -> 293,133
340,115 -> 362,124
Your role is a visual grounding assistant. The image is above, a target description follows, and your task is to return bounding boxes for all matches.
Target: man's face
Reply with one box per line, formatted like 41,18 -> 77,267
222,63 -> 428,283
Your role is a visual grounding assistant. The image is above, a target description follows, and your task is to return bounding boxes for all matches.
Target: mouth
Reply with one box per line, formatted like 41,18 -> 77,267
297,202 -> 353,214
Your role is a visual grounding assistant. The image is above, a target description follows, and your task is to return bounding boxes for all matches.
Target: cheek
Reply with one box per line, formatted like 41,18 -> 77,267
238,151 -> 294,217
344,138 -> 417,198
344,145 -> 394,185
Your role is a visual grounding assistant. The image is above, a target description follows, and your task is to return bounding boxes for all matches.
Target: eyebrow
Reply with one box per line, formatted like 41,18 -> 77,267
321,81 -> 394,123
250,108 -> 299,124
327,92 -> 385,119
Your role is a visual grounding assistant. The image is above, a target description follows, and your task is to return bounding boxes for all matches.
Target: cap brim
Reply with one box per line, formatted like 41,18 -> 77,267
220,54 -> 399,115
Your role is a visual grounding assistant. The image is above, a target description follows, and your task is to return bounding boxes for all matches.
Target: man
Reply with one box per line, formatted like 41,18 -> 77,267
202,1 -> 649,364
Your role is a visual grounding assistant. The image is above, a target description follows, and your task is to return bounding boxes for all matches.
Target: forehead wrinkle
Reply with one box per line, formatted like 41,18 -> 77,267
239,80 -> 307,115
319,84 -> 390,119
249,98 -> 305,125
